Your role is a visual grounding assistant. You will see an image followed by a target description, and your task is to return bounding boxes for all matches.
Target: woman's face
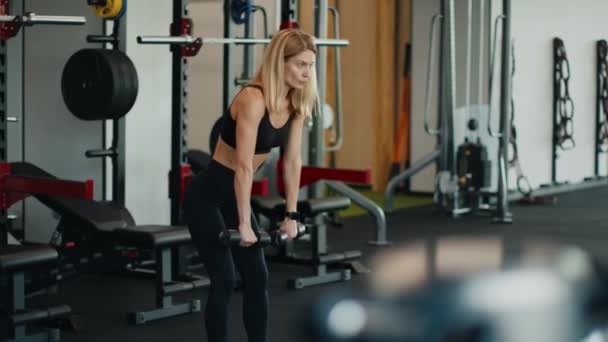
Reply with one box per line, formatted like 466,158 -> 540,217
284,49 -> 316,90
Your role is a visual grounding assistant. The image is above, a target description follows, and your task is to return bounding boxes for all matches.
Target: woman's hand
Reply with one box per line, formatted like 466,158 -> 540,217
238,223 -> 258,247
280,218 -> 299,240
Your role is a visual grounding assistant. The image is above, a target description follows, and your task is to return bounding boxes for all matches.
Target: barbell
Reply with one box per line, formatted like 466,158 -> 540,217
137,35 -> 349,47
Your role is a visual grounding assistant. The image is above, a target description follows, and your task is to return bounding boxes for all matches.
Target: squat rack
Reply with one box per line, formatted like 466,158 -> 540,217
0,10 -> 88,246
138,0 -> 349,226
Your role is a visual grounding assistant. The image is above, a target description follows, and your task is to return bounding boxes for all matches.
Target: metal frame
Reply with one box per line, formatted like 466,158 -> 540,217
169,0 -> 190,225
595,40 -> 607,177
0,1 -> 7,246
222,0 -> 236,115
281,0 -> 297,29
137,36 -> 350,46
385,0 -> 512,224
260,197 -> 363,290
2,264 -> 70,341
128,247 -> 204,325
494,0 -> 512,223
534,37 -> 608,197
0,8 -> 86,246
144,0 -> 350,224
551,37 -> 570,184
85,18 -> 127,205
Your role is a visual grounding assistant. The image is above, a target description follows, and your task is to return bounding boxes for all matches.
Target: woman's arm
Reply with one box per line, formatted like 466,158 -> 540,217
282,114 -> 306,215
234,90 -> 266,234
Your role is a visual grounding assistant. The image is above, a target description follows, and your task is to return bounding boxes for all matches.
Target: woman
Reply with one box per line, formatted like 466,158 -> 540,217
183,29 -> 318,342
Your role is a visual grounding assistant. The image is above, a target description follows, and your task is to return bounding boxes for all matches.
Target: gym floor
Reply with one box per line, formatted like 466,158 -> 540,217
15,186 -> 608,342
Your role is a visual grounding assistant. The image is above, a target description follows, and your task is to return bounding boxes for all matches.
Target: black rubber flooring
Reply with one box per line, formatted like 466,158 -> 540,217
6,186 -> 608,342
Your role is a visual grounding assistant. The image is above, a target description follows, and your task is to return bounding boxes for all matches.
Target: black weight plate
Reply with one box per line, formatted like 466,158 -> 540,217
62,49 -> 138,121
62,49 -> 116,120
103,49 -> 138,119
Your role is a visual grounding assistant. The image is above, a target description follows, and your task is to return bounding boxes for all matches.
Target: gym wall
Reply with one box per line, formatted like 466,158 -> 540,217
18,1 -> 104,242
507,0 -> 608,187
409,0 -> 608,193
122,0 -> 173,225
330,0 -> 397,191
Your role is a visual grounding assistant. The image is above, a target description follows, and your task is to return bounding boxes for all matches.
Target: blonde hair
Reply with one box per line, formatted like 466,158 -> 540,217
253,29 -> 318,117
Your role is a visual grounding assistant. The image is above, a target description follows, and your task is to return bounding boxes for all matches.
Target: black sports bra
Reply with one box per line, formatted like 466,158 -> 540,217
220,84 -> 293,154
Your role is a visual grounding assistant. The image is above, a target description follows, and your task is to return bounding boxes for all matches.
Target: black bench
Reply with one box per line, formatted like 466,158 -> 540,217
1,245 -> 70,342
9,162 -> 209,325
253,195 -> 367,290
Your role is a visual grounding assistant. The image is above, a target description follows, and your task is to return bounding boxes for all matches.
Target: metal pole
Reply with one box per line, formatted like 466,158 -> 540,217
222,0 -> 236,113
478,0 -> 486,104
436,0 -> 456,212
326,180 -> 389,246
137,36 -> 349,46
325,6 -> 343,152
170,0 -> 189,225
275,0 -> 281,31
307,0 -> 328,266
111,19 -> 127,207
309,0 -> 328,199
385,150 -> 441,211
493,0 -> 512,224
0,0 -> 8,246
465,0 -> 472,109
242,2 -> 256,81
443,0 -> 456,176
423,14 -> 442,136
595,41 -> 604,176
0,14 -> 86,25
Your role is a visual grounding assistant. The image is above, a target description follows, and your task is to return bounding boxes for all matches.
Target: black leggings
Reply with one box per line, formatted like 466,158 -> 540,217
183,159 -> 269,342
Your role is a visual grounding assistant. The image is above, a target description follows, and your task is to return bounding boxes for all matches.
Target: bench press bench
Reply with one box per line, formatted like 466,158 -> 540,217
9,162 -> 208,325
253,195 -> 368,289
248,158 -> 374,290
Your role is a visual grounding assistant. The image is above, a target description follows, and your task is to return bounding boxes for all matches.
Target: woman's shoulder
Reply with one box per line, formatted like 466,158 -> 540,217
231,85 -> 266,121
234,86 -> 264,107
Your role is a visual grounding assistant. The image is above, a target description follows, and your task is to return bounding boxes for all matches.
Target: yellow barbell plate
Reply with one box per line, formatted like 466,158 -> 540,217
92,0 -> 123,19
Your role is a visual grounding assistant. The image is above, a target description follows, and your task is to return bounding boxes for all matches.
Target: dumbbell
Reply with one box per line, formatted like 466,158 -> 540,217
218,223 -> 307,247
218,229 -> 272,247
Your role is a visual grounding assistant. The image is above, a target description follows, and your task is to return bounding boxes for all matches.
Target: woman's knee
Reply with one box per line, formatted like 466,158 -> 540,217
202,247 -> 238,291
209,266 -> 238,297
242,262 -> 269,291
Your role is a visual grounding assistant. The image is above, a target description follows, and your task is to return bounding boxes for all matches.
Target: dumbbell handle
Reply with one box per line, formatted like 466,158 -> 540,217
271,223 -> 307,245
218,229 -> 271,247
219,223 -> 306,247
296,223 -> 307,238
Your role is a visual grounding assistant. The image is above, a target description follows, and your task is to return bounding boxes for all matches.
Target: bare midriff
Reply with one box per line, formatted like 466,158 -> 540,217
212,137 -> 270,172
